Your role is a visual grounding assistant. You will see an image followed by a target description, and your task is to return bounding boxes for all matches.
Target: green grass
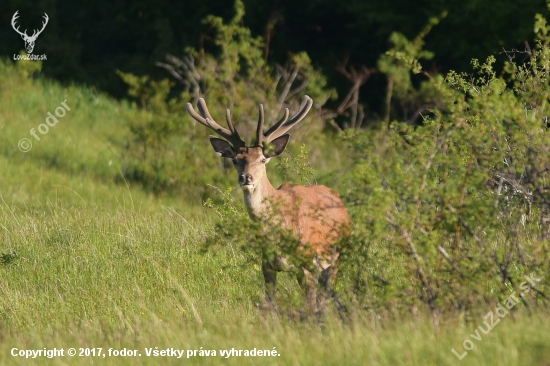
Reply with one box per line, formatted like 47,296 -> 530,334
1,59 -> 550,365
2,206 -> 550,366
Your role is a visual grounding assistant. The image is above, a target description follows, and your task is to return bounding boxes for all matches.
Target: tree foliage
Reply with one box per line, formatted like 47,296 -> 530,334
118,0 -> 335,196
1,0 -> 546,123
340,13 -> 550,317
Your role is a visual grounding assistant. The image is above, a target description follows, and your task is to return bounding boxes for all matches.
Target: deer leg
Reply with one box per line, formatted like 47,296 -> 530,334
317,265 -> 338,313
262,261 -> 278,306
297,267 -> 318,313
319,265 -> 338,289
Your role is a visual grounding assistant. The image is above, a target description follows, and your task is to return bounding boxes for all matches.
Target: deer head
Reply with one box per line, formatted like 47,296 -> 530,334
11,11 -> 49,54
186,96 -> 313,192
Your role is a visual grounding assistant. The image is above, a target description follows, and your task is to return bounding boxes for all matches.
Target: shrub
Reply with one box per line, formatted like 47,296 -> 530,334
340,13 -> 550,319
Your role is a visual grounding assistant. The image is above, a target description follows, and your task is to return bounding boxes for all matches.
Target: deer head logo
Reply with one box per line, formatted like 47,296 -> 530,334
11,11 -> 49,54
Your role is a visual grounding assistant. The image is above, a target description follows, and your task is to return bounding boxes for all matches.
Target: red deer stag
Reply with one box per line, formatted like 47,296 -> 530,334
186,96 -> 351,312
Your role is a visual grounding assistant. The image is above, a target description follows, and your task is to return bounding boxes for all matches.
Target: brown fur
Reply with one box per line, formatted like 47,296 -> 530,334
275,183 -> 351,255
186,96 -> 350,313
234,146 -> 351,313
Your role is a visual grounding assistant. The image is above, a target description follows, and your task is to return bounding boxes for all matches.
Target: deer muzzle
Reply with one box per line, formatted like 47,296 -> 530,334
239,173 -> 254,188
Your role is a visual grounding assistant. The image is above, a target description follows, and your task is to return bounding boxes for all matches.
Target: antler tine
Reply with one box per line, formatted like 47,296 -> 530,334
11,11 -> 27,37
185,99 -> 244,147
264,95 -> 313,143
186,100 -> 232,139
35,13 -> 49,36
255,104 -> 265,146
197,98 -> 216,124
263,108 -> 289,138
225,109 -> 235,134
225,109 -> 244,145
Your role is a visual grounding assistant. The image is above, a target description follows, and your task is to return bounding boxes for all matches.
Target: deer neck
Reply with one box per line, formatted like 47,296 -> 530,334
242,174 -> 278,220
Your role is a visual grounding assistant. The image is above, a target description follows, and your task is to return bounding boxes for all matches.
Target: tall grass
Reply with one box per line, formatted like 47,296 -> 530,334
1,42 -> 550,365
1,206 -> 550,365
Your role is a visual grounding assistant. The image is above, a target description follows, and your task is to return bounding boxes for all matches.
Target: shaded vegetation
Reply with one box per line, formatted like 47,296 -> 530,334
2,1 -> 550,364
0,0 -> 548,124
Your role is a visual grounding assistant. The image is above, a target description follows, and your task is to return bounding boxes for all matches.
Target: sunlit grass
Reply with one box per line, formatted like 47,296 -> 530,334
1,58 -> 550,365
1,206 -> 550,365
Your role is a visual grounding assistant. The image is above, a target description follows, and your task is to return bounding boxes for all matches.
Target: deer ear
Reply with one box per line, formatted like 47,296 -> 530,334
263,134 -> 290,158
209,137 -> 235,158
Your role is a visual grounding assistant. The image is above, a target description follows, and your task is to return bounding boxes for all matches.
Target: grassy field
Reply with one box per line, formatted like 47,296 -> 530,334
2,206 -> 550,366
1,59 -> 550,365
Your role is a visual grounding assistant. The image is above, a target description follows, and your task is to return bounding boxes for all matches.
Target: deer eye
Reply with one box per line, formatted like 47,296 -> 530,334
261,158 -> 267,164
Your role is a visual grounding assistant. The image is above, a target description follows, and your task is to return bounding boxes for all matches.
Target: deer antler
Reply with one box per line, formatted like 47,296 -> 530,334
187,96 -> 313,148
186,99 -> 245,148
11,11 -> 48,40
30,13 -> 49,40
11,11 -> 27,38
255,95 -> 313,146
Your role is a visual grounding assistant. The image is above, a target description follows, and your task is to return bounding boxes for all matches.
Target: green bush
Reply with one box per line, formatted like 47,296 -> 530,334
340,13 -> 550,318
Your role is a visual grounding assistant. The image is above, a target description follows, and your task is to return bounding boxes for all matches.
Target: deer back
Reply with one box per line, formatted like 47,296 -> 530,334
273,183 -> 351,255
